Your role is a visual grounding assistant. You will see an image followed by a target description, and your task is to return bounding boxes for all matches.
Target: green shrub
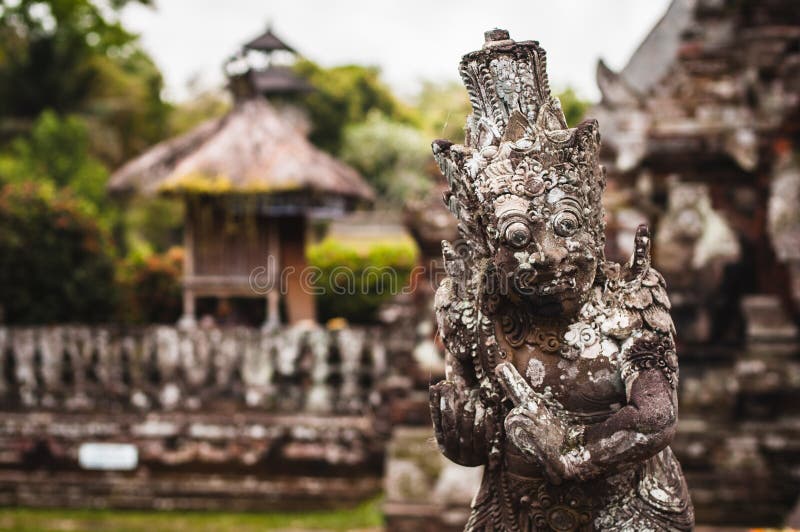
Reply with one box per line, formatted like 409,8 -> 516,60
0,182 -> 117,323
307,237 -> 418,323
117,246 -> 183,324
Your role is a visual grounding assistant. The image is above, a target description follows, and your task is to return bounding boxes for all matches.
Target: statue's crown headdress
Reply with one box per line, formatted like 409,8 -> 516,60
433,30 -> 605,258
459,29 -> 568,147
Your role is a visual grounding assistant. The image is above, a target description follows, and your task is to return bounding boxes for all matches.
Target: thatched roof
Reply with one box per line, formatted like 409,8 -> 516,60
108,98 -> 374,201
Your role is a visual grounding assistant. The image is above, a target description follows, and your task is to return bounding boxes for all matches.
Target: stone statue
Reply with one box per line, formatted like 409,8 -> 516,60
429,30 -> 694,530
655,180 -> 741,342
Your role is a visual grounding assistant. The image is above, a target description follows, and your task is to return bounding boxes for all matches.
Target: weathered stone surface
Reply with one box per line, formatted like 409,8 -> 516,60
384,427 -> 478,532
589,1 -> 800,524
0,324 -> 394,510
427,29 -> 693,530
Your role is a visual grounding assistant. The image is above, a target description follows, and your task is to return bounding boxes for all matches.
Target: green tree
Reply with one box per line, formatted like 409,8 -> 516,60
121,195 -> 184,257
307,237 -> 418,323
0,182 -> 118,323
557,87 -> 590,127
0,0 -> 169,166
83,47 -> 171,165
0,110 -> 108,209
414,81 -> 472,144
292,59 -> 415,153
340,111 -> 432,205
168,88 -> 231,137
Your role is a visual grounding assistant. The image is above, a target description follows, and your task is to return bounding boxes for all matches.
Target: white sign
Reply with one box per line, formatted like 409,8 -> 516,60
78,443 -> 138,471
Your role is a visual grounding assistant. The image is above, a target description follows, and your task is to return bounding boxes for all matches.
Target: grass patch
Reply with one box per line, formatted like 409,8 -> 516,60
0,497 -> 383,531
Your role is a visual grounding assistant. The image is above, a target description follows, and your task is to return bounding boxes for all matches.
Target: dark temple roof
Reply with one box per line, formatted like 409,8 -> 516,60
618,0 -> 695,95
244,28 -> 295,53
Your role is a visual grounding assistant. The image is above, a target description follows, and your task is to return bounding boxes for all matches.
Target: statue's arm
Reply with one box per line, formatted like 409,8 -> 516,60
497,334 -> 679,482
550,224 -> 679,480
558,367 -> 677,480
430,354 -> 494,467
429,277 -> 494,467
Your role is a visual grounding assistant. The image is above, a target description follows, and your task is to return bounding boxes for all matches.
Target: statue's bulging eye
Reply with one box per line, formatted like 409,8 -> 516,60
553,210 -> 581,237
504,221 -> 531,248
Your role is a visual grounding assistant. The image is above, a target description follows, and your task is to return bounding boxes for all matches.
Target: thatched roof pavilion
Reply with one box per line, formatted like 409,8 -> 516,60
108,98 -> 373,203
109,31 -> 373,328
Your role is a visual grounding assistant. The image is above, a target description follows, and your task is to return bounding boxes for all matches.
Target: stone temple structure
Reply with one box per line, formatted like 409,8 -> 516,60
593,0 -> 800,313
592,0 -> 800,525
0,323 -> 396,510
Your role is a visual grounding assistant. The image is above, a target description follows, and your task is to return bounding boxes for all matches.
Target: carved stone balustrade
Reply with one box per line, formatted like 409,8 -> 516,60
0,324 -> 386,414
0,324 -> 393,511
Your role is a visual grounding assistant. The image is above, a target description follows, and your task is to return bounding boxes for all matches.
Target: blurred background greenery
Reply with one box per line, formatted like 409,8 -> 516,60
0,0 -> 588,326
0,497 -> 383,531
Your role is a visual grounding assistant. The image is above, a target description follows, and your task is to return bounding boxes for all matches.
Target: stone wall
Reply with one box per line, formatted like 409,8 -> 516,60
672,295 -> 800,525
0,324 -> 394,510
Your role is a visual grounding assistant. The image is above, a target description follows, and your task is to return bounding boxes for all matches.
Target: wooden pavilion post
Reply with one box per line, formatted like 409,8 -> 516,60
264,218 -> 281,330
178,198 -> 197,329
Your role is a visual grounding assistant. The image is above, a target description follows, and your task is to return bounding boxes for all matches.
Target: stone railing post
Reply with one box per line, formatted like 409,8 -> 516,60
338,328 -> 365,413
305,326 -> 332,413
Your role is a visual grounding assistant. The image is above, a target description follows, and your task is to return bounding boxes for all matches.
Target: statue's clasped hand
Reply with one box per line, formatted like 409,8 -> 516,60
429,380 -> 497,467
495,362 -> 571,484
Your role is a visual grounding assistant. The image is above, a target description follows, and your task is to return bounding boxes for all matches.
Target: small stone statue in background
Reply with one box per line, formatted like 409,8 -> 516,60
654,180 -> 741,343
430,30 -> 694,530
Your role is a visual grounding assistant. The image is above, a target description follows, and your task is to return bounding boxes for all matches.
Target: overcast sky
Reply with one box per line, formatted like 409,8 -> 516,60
121,0 -> 672,103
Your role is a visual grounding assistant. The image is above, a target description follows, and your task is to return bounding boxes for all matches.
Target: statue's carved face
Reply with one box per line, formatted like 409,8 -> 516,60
483,158 -> 599,316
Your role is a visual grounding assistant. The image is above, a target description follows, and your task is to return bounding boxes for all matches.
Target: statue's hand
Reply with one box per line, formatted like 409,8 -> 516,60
430,380 -> 495,467
624,224 -> 652,282
495,362 -> 568,483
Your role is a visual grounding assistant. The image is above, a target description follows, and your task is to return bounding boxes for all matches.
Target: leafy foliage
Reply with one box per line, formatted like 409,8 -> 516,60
414,81 -> 472,144
557,87 -> 590,127
0,0 -> 169,167
0,182 -> 117,323
340,111 -> 432,205
168,89 -> 231,137
0,110 -> 108,209
292,59 -> 416,153
117,246 -> 183,323
82,47 -> 171,165
307,237 -> 418,323
122,196 -> 184,257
